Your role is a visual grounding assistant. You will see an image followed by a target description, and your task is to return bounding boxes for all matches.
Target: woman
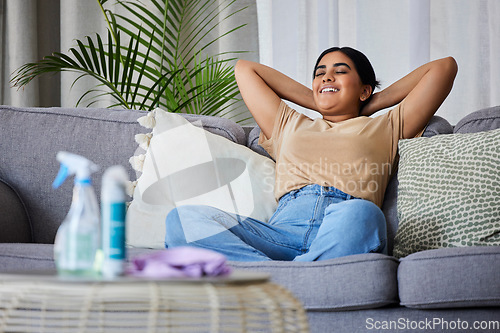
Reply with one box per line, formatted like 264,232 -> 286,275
165,47 -> 458,261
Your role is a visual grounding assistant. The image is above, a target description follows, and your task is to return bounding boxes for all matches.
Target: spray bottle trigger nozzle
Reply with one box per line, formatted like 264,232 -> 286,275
53,164 -> 69,189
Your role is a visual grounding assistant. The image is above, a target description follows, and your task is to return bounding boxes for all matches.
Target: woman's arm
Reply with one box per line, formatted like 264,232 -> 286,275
361,57 -> 458,138
234,60 -> 316,138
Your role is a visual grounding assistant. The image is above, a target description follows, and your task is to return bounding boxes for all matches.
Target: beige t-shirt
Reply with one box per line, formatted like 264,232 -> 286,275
259,101 -> 409,207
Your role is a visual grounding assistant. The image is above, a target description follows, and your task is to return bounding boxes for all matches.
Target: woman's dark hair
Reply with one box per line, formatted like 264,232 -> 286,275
313,47 -> 380,110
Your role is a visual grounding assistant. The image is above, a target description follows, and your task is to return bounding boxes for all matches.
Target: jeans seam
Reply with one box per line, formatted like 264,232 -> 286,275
236,216 -> 302,252
301,195 -> 323,253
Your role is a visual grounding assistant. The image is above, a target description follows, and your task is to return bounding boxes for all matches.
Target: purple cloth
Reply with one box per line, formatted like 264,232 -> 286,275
127,247 -> 232,278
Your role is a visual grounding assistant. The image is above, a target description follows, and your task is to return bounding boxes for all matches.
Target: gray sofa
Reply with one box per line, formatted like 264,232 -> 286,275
1,104 -> 499,332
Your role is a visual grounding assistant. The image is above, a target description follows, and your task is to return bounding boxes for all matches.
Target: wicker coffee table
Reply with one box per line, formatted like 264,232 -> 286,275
0,270 -> 309,332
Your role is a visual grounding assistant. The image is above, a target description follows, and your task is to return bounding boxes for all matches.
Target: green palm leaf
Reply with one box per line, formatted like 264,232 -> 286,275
113,0 -> 247,115
10,0 -> 250,122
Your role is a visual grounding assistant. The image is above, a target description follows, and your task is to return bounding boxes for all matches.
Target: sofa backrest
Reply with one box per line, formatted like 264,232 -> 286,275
0,105 -> 245,244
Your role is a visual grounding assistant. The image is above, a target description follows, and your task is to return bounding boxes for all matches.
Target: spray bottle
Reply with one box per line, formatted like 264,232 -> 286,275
101,165 -> 129,278
53,151 -> 100,277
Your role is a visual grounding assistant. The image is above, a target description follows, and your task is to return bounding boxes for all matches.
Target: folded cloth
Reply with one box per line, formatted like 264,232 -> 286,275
127,247 -> 232,278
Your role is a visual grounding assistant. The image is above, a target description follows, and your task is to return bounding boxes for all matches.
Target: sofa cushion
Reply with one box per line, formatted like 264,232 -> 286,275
0,244 -> 55,271
398,246 -> 500,309
127,108 -> 277,249
0,179 -> 32,243
393,128 -> 500,258
230,253 -> 399,311
454,105 -> 500,134
0,245 -> 399,312
0,244 -> 149,271
381,115 -> 453,256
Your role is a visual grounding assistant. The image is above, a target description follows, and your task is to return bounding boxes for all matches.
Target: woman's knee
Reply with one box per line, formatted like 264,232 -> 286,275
328,199 -> 385,223
165,207 -> 189,246
325,199 -> 387,252
165,205 -> 213,242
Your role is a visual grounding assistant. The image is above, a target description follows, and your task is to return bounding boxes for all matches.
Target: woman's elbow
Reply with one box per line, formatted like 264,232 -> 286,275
443,56 -> 458,79
234,59 -> 252,79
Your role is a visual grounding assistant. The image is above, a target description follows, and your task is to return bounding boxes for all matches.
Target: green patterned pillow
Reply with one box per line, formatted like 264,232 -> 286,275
393,128 -> 500,258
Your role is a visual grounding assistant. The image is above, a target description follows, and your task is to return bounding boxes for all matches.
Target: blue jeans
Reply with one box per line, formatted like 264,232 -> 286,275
165,184 -> 387,261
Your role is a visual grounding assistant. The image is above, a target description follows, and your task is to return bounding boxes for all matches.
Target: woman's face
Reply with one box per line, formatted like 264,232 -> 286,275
312,51 -> 370,121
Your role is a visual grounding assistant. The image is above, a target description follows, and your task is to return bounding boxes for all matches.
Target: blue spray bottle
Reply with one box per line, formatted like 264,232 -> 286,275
101,165 -> 129,278
53,151 -> 100,277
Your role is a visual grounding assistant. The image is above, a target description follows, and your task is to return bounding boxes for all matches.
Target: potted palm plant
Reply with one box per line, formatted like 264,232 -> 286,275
11,0 -> 250,122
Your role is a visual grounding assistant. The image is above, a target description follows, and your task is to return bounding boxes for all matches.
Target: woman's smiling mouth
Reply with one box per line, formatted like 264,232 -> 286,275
320,87 -> 339,93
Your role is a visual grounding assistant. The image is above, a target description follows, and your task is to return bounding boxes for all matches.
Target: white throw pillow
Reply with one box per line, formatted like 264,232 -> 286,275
126,108 -> 277,249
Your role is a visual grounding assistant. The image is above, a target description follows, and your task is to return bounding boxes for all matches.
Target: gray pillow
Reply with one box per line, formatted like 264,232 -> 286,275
454,106 -> 500,134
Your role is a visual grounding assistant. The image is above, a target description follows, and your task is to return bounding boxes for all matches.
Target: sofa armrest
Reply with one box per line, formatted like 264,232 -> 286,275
0,179 -> 33,243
